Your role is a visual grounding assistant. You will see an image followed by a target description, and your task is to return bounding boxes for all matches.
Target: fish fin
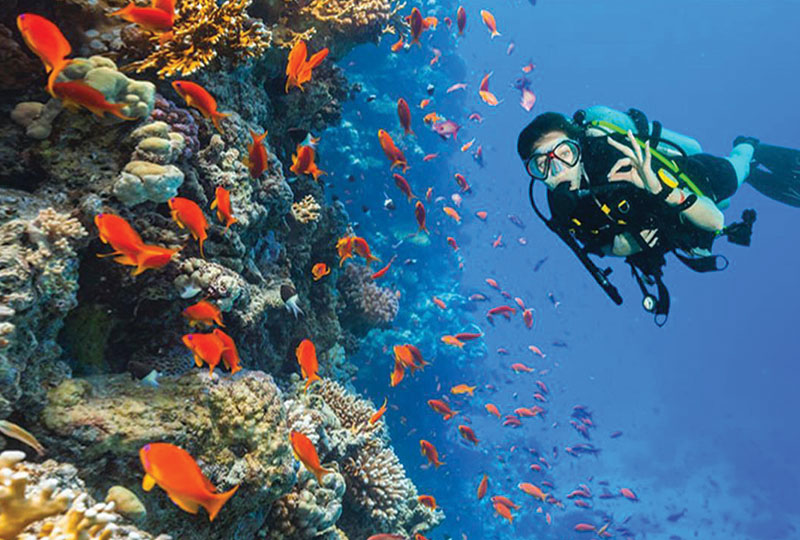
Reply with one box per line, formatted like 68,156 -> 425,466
142,473 -> 156,491
194,355 -> 203,368
210,198 -> 219,210
312,466 -> 333,486
211,112 -> 230,134
168,492 -> 201,514
205,484 -> 239,522
109,102 -> 136,121
46,59 -> 70,98
198,237 -> 205,259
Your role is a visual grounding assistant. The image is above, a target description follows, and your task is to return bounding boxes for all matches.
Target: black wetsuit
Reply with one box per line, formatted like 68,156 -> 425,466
547,133 -> 739,256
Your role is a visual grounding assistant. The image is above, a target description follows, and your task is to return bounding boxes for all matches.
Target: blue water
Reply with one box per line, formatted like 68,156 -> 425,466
326,1 -> 800,538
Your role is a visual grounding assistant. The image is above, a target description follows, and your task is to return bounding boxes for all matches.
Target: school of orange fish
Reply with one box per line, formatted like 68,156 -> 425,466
17,1 -> 637,535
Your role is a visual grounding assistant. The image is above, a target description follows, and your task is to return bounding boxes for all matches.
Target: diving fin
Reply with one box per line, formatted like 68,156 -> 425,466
745,142 -> 800,207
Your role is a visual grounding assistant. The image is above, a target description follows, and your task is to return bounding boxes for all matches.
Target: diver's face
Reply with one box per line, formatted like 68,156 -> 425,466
531,131 -> 583,191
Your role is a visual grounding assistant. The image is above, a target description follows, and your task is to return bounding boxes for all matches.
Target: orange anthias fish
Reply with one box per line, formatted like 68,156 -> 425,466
16,13 -> 72,97
440,335 -> 464,348
213,328 -> 242,374
390,357 -> 405,387
480,9 -> 501,38
139,442 -> 238,522
443,206 -> 462,223
182,332 -> 226,375
397,98 -> 413,135
427,399 -> 458,421
169,197 -> 209,258
420,439 -> 444,468
457,6 -> 466,35
519,482 -> 548,502
95,213 -> 144,260
336,235 -> 355,266
418,495 -> 437,509
311,262 -> 331,281
369,397 -> 388,424
290,430 -> 333,485
112,244 -> 179,276
108,2 -> 174,33
432,296 -> 446,310
485,403 -> 501,418
211,186 -> 237,232
414,201 -> 429,235
378,129 -> 409,172
352,237 -> 380,266
244,130 -> 269,179
53,81 -> 135,120
290,144 -> 326,181
405,7 -> 438,47
458,425 -> 479,445
450,384 -> 476,396
370,255 -> 396,280
478,72 -> 499,106
419,98 -> 431,109
171,80 -> 230,133
182,299 -> 224,328
390,36 -> 404,52
393,173 -> 416,202
285,40 -> 329,92
296,338 -> 320,392
477,473 -> 489,500
493,501 -> 514,524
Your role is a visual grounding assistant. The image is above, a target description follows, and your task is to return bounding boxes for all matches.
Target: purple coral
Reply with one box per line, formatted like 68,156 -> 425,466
150,95 -> 200,159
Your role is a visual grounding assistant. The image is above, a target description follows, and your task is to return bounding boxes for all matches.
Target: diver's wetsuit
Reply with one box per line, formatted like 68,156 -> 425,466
546,133 -> 740,255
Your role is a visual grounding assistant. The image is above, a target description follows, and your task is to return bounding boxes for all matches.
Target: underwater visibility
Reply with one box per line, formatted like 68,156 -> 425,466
0,0 -> 799,538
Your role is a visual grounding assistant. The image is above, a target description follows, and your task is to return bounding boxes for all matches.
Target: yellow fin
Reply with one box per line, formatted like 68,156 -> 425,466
142,473 -> 156,491
167,492 -> 200,514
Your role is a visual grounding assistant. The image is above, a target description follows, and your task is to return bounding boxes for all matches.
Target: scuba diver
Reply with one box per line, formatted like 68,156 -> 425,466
518,106 -> 798,325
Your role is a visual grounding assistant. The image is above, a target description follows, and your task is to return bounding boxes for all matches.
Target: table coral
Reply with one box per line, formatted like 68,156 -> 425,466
123,0 -> 271,78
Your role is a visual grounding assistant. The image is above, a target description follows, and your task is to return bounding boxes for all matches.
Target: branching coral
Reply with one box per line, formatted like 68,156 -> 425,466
291,194 -> 321,224
312,379 -> 383,438
338,263 -> 398,328
300,0 -> 406,37
124,0 -> 272,78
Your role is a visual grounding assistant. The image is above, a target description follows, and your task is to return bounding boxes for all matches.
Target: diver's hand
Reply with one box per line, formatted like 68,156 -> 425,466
606,131 -> 665,196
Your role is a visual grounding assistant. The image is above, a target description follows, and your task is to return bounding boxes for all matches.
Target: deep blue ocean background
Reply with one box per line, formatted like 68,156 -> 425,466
322,1 -> 800,538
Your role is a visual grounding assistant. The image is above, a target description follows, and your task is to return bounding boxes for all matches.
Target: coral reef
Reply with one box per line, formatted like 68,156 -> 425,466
40,371 -> 294,538
284,379 -> 441,539
123,0 -> 271,78
291,194 -> 321,225
0,450 -> 158,539
113,121 -> 186,206
337,263 -> 399,340
0,194 -> 89,419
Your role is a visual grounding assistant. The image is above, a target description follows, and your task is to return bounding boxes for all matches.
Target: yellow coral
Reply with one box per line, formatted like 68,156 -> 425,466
0,451 -> 71,538
124,0 -> 271,78
291,194 -> 321,224
300,0 -> 406,35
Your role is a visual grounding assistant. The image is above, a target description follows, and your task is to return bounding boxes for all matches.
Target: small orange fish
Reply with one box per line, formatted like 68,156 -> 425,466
378,129 -> 409,172
405,7 -> 437,47
16,13 -> 72,97
477,473 -> 489,500
311,262 -> 331,281
432,296 -> 446,310
440,335 -> 464,348
369,397 -> 388,424
446,82 -> 467,93
244,130 -> 269,179
390,36 -> 404,52
139,442 -> 238,521
370,255 -> 396,280
447,236 -> 459,251
519,482 -> 548,502
427,399 -> 458,420
458,425 -> 479,445
296,339 -> 320,392
113,244 -> 179,276
476,210 -> 488,220
108,2 -> 174,33
414,201 -> 429,235
212,328 -> 242,374
429,48 -> 441,66
336,235 -> 355,266
419,98 -> 431,109
182,299 -> 224,328
182,332 -> 226,375
493,501 -> 514,523
95,213 -> 144,260
511,362 -> 534,373
397,98 -> 413,135
171,80 -> 230,133
443,206 -> 462,223
169,197 -> 209,258
352,237 -> 381,266
450,384 -> 475,396
210,186 -> 237,232
480,9 -> 501,38
423,112 -> 441,125
523,308 -> 534,329
390,357 -> 406,387
285,40 -> 329,92
420,439 -> 444,468
460,138 -> 476,152
290,430 -> 333,484
393,173 -> 416,202
425,187 -> 433,201
418,494 -> 437,509
522,62 -> 535,73
290,144 -> 326,181
521,88 -> 536,112
485,403 -> 501,418
53,81 -> 135,120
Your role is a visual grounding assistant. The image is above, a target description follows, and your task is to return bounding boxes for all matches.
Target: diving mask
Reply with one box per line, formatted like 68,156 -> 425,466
525,139 -> 581,180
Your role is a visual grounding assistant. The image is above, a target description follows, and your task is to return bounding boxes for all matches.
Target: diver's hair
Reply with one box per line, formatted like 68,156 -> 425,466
517,112 -> 583,161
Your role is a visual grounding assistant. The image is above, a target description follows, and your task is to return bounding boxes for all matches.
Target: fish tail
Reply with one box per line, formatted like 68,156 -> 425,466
108,3 -> 135,19
46,59 -> 70,98
211,112 -> 229,134
313,465 -> 334,485
198,237 -> 205,259
230,363 -> 242,375
311,167 -> 327,182
205,484 -> 239,522
109,102 -> 136,121
492,30 -> 501,38
224,217 -> 237,233
157,30 -> 174,45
